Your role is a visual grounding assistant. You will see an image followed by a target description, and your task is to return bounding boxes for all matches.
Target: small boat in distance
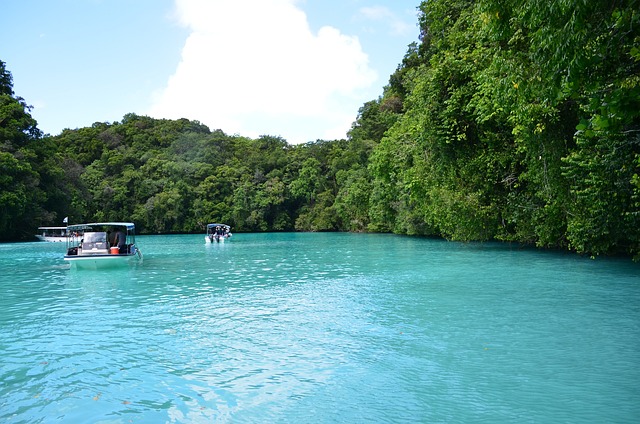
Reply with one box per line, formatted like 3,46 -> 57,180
64,222 -> 142,269
205,223 -> 232,243
35,226 -> 68,242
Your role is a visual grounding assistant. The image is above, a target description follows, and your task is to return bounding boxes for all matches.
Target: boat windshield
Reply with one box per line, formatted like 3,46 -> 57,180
82,232 -> 108,250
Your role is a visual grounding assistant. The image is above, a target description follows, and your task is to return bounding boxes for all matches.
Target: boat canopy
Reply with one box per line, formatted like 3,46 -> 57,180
207,223 -> 230,229
67,222 -> 136,231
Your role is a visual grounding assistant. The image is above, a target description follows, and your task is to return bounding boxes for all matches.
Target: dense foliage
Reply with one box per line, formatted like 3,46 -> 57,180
1,0 -> 638,258
366,0 -> 640,257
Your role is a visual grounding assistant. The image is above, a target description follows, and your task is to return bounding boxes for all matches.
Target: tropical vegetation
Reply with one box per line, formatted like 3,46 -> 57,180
1,0 -> 638,258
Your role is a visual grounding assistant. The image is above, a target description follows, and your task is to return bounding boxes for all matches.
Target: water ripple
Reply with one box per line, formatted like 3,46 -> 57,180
1,235 -> 639,422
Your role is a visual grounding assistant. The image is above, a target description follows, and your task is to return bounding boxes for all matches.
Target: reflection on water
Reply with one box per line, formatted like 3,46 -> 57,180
1,234 -> 639,422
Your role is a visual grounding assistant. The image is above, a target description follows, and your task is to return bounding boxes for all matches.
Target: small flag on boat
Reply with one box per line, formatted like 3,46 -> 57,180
63,216 -> 68,224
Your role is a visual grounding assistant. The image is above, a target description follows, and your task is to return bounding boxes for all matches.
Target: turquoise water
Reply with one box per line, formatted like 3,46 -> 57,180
1,233 -> 639,423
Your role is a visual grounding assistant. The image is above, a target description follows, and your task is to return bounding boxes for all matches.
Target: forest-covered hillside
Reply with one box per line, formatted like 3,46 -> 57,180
1,0 -> 638,258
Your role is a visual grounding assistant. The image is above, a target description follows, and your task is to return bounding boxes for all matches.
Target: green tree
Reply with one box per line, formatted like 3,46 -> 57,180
0,60 -> 54,240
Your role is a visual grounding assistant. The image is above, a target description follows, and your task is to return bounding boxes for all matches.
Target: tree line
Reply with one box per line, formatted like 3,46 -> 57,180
1,0 -> 638,258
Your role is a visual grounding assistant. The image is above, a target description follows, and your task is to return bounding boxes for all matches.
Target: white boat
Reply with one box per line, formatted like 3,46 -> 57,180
64,222 -> 143,269
35,226 -> 68,242
205,223 -> 232,243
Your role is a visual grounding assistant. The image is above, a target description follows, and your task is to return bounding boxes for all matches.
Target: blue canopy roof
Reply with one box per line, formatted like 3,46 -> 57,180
206,223 -> 230,229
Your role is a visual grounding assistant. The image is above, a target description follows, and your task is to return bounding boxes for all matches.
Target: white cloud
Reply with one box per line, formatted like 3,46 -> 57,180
358,6 -> 414,37
30,99 -> 47,110
148,0 -> 378,144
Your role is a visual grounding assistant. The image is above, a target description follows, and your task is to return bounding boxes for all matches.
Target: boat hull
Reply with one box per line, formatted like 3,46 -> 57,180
35,236 -> 67,242
64,253 -> 141,269
205,235 -> 230,243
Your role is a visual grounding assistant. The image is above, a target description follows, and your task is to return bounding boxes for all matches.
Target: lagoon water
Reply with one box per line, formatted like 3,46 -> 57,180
1,233 -> 639,423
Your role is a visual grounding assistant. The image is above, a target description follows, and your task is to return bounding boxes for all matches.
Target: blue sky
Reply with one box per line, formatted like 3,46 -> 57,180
1,0 -> 420,144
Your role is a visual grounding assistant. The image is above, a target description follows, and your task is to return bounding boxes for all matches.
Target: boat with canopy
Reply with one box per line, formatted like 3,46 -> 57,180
64,222 -> 142,269
35,226 -> 68,242
205,223 -> 232,243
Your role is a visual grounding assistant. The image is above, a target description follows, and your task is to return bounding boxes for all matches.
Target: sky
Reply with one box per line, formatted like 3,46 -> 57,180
1,0 -> 420,144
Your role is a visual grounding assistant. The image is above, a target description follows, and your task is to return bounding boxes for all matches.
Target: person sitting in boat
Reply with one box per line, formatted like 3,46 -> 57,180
113,228 -> 126,253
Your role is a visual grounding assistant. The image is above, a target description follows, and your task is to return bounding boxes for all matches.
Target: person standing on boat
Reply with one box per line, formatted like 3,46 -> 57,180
113,228 -> 126,253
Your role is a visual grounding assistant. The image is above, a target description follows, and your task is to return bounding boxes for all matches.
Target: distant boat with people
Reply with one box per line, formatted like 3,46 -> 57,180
64,222 -> 142,269
35,226 -> 68,242
205,223 -> 232,243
